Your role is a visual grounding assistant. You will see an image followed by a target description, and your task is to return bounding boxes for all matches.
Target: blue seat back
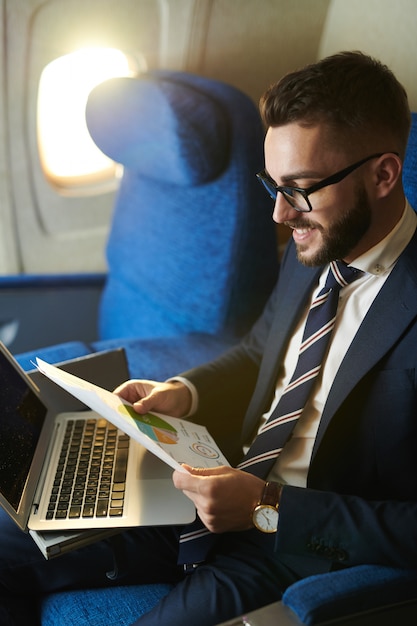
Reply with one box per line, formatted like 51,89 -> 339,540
403,111 -> 417,209
86,71 -> 278,341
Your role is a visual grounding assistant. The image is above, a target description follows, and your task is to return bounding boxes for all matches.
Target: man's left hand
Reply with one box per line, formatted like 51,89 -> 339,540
172,465 -> 265,533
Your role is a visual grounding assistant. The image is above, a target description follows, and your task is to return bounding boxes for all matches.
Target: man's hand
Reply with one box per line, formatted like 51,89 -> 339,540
173,465 -> 265,533
114,379 -> 192,417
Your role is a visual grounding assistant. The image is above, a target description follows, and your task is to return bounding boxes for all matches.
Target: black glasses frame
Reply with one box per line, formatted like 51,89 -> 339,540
256,152 -> 399,212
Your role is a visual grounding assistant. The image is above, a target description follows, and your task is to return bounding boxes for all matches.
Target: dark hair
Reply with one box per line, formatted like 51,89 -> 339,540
260,51 -> 411,157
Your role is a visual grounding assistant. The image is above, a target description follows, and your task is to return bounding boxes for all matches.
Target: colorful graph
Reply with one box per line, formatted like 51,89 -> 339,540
189,442 -> 220,459
118,405 -> 179,444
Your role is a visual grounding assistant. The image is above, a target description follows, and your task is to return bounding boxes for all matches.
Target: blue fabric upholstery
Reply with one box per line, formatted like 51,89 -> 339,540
41,565 -> 417,626
16,334 -> 233,380
282,565 -> 417,625
41,583 -> 173,626
92,333 -> 236,380
16,341 -> 93,372
86,70 -> 278,341
86,77 -> 228,185
403,112 -> 417,209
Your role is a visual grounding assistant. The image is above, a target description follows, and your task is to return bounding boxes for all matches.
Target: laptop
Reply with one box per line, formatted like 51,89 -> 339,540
0,342 -> 195,557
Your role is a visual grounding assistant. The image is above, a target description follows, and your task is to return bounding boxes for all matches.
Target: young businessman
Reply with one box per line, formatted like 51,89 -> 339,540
1,51 -> 416,626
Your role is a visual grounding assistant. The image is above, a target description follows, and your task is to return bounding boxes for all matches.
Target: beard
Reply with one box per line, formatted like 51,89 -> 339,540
288,185 -> 372,267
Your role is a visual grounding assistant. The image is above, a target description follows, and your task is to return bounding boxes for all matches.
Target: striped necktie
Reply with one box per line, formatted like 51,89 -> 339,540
238,260 -> 363,478
178,260 -> 362,567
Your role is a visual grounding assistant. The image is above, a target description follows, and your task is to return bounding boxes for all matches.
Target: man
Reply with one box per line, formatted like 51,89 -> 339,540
1,51 -> 416,625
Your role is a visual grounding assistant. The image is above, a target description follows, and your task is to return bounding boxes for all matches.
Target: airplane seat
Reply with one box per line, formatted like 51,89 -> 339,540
87,70 -> 278,343
403,113 -> 417,210
15,70 -> 278,378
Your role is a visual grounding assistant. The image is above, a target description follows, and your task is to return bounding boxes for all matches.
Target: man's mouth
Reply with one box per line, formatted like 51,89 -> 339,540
285,221 -> 317,233
292,226 -> 313,234
284,221 -> 322,247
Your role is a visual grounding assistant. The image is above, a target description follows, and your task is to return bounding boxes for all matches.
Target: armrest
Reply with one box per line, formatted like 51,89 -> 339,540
282,565 -> 417,625
0,273 -> 105,352
216,565 -> 417,626
28,347 -> 129,412
0,273 -> 105,290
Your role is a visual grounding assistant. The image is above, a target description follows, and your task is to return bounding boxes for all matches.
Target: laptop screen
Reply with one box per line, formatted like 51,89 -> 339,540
0,353 -> 46,512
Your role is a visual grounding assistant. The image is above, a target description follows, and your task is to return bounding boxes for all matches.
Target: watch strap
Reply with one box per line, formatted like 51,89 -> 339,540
261,481 -> 283,508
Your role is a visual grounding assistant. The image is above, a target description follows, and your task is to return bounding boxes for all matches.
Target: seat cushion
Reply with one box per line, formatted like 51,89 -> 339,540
41,583 -> 173,626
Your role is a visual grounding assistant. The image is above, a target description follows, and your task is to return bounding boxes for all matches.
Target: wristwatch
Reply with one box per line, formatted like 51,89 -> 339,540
252,481 -> 283,533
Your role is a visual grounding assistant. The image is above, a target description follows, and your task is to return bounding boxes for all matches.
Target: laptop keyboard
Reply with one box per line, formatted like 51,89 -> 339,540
47,418 -> 130,521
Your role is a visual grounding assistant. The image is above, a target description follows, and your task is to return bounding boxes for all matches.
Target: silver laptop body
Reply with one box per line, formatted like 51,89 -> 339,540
0,343 -> 195,555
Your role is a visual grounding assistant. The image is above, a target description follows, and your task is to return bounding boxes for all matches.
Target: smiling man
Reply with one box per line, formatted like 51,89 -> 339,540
258,62 -> 409,268
0,52 -> 416,626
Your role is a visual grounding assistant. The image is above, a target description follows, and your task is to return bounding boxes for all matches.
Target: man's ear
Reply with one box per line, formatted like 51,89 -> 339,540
373,153 -> 403,199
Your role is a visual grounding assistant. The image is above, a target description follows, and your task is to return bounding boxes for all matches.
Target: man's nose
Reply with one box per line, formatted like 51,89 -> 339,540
272,192 -> 299,224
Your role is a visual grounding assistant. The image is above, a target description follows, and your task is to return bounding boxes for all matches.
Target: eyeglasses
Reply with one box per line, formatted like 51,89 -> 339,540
256,152 -> 399,212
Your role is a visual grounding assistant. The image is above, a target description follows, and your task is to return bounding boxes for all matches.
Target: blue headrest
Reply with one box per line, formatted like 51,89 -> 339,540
86,75 -> 230,185
403,112 -> 417,210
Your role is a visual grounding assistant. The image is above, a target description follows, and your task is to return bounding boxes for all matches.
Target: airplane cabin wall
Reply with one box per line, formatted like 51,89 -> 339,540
0,0 -> 416,278
3,0 -> 162,275
319,0 -> 417,109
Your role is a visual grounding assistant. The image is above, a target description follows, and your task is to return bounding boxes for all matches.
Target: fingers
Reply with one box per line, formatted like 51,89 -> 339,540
114,379 -> 192,417
131,388 -> 162,414
172,466 -> 201,492
172,465 -> 230,491
182,465 -> 228,476
113,379 -> 153,402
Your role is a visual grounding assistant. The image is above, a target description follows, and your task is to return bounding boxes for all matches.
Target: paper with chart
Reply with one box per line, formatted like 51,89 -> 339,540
36,358 -> 229,473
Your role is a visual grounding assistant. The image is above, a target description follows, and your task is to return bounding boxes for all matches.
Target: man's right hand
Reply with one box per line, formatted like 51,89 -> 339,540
113,379 -> 192,417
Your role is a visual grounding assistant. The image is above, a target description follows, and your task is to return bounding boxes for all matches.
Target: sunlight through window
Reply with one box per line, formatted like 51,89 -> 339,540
37,47 -> 139,194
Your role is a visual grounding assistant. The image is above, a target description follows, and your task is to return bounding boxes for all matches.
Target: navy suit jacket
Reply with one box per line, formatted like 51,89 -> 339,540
184,230 -> 417,576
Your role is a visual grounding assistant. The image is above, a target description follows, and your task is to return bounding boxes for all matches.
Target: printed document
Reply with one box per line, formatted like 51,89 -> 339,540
36,359 -> 229,473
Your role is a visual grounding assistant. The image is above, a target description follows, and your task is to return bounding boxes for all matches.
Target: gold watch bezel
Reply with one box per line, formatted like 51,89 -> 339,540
252,503 -> 279,533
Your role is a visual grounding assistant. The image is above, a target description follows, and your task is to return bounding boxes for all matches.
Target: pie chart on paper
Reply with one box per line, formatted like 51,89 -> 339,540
117,405 -> 179,444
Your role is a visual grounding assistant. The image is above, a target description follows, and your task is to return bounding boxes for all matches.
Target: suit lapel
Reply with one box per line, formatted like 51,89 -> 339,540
313,242 -> 417,456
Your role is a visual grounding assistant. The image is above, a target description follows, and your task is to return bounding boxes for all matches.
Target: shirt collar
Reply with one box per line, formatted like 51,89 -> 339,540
349,200 -> 417,276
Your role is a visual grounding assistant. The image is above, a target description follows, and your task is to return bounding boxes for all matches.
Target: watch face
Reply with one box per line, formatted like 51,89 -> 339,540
253,504 -> 278,533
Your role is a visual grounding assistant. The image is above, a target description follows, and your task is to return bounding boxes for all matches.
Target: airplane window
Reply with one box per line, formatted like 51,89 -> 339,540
37,47 -> 139,195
